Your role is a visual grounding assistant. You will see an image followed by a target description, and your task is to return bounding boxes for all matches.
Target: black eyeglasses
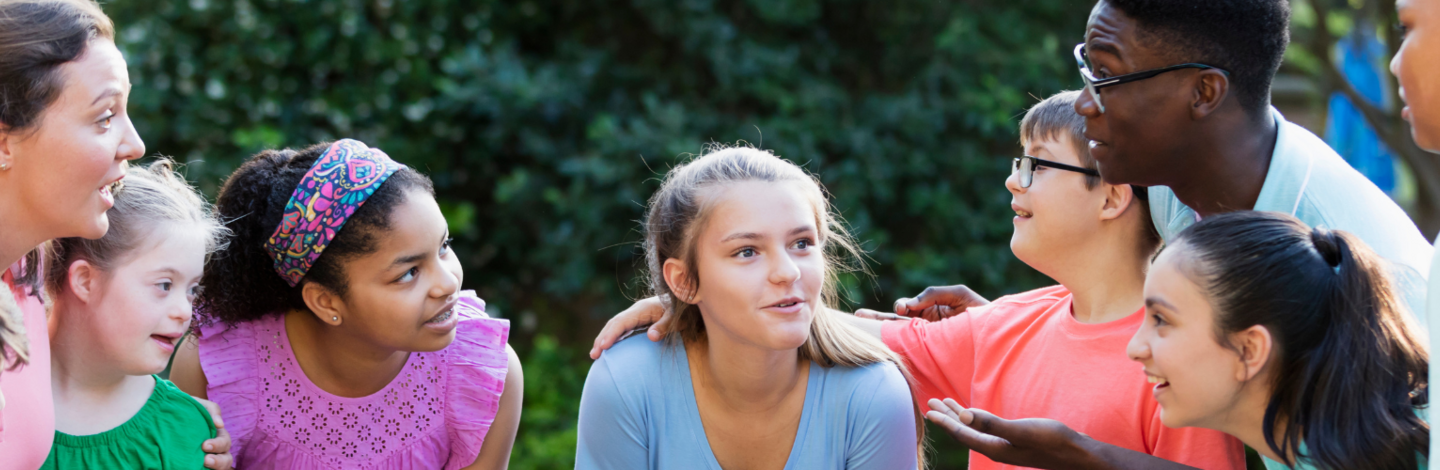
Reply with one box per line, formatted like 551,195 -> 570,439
1011,155 -> 1149,200
1012,156 -> 1098,189
1074,43 -> 1229,113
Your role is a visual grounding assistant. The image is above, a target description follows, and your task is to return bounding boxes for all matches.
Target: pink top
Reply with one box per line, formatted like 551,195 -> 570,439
199,291 -> 510,470
0,263 -> 56,470
881,285 -> 1246,470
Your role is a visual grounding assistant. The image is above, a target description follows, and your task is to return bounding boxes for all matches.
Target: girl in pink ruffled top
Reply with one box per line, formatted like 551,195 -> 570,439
170,140 -> 523,470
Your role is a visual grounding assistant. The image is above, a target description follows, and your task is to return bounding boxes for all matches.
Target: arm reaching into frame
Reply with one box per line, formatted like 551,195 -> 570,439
923,399 -> 1200,470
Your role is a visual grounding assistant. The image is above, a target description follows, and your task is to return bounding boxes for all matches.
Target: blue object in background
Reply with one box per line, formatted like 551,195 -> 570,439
1325,26 -> 1397,193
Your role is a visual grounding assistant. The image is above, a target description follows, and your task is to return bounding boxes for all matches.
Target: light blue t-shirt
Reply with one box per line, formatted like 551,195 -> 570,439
1260,444 -> 1428,469
574,335 -> 919,470
1430,244 -> 1440,459
1149,107 -> 1433,325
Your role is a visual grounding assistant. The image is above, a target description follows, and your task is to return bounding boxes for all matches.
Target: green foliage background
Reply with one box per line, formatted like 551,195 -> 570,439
108,0 -> 1097,467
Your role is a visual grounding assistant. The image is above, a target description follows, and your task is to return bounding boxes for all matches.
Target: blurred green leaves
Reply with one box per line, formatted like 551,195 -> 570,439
107,0 -> 1093,466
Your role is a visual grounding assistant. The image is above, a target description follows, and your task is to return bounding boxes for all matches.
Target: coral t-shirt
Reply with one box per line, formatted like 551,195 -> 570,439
881,285 -> 1244,470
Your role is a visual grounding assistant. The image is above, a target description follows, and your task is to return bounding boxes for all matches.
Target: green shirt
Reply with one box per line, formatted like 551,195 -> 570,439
41,376 -> 216,470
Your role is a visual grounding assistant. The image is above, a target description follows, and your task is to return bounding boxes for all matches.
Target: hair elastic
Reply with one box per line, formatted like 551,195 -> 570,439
263,139 -> 403,286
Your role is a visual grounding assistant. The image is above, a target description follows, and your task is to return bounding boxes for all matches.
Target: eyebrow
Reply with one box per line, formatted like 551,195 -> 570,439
91,87 -> 122,107
1144,297 -> 1175,311
389,252 -> 426,269
1086,42 -> 1122,60
387,231 -> 451,269
718,226 -> 814,243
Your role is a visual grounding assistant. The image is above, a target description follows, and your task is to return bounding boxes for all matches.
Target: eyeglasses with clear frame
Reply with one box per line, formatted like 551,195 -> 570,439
1073,43 -> 1230,113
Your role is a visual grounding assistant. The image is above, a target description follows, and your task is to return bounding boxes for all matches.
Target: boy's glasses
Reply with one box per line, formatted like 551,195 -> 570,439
1012,155 -> 1099,189
1073,43 -> 1229,113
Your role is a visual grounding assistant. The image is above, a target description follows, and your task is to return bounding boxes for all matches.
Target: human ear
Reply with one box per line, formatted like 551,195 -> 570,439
1190,70 -> 1231,120
0,126 -> 15,171
1231,325 -> 1274,382
1098,183 -> 1137,222
301,282 -> 345,326
67,259 -> 100,304
662,258 -> 700,304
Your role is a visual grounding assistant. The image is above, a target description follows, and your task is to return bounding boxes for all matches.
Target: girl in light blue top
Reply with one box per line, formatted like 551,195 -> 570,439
1125,211 -> 1428,470
575,146 -> 924,469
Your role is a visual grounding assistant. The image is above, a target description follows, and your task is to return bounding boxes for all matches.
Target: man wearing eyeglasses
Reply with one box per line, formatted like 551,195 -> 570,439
923,0 -> 1434,469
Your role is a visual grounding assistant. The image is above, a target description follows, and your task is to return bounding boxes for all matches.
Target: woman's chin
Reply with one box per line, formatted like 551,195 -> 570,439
74,213 -> 110,240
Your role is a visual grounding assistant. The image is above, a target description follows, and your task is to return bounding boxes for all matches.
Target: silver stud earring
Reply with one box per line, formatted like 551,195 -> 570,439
332,316 -> 338,322
0,163 -> 9,171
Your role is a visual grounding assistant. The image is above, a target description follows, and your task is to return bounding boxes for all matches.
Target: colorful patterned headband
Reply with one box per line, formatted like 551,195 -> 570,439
264,139 -> 404,286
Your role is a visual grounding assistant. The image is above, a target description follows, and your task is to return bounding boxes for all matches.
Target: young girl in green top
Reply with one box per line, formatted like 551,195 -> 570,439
41,159 -> 228,469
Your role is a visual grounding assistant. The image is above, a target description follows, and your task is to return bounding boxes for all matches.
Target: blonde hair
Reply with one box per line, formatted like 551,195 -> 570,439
45,159 -> 229,298
642,144 -> 927,467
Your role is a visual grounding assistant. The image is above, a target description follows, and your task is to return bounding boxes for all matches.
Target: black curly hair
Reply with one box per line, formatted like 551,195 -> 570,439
197,141 -> 434,326
1103,0 -> 1290,114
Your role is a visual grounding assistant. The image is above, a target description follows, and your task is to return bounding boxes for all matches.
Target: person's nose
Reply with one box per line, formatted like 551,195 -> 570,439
1006,168 -> 1025,195
769,250 -> 802,286
117,115 -> 145,162
1126,326 -> 1152,363
1075,89 -> 1102,118
430,264 -> 462,300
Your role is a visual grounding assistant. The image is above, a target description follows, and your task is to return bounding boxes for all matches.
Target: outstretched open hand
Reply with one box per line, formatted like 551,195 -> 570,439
924,399 -> 1198,470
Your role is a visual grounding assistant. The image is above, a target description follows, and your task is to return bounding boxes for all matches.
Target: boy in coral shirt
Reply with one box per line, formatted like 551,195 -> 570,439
591,91 -> 1244,470
849,91 -> 1242,470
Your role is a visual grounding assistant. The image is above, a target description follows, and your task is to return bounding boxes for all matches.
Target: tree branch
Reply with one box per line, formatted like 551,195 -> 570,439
1304,0 -> 1440,236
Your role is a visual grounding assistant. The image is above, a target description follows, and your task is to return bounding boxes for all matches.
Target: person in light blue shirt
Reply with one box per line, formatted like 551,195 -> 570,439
916,1 -> 1434,469
1389,0 -> 1440,464
576,146 -> 922,470
1147,106 -> 1432,322
578,336 -> 918,470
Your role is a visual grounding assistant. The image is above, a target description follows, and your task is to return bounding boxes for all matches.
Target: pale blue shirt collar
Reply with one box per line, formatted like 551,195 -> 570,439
1150,106 -> 1432,322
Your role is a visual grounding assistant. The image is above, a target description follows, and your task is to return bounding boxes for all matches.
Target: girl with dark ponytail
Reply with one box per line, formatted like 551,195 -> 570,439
1127,211 -> 1428,470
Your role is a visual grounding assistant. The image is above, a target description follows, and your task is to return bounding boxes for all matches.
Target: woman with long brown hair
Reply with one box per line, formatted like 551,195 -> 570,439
0,1 -> 229,467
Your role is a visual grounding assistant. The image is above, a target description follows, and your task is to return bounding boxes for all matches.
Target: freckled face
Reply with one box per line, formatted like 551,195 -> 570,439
682,181 -> 825,352
1,39 -> 145,240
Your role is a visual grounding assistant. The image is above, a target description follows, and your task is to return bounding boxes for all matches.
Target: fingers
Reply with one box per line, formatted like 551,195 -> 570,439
647,305 -> 677,341
901,285 -> 990,318
924,409 -> 1013,454
926,398 -> 961,421
203,453 -> 234,470
856,309 -> 905,321
893,297 -> 915,316
591,296 -> 666,359
198,399 -> 226,430
201,423 -> 234,469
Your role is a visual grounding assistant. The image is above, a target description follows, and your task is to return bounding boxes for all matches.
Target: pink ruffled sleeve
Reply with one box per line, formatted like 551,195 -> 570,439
198,321 -> 261,459
442,291 -> 512,470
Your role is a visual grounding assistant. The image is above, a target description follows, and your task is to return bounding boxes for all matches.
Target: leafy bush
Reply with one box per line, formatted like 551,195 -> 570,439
108,1 -> 1095,467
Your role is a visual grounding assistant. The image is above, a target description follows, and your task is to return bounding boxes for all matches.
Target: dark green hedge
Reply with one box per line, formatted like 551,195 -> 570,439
107,1 -> 1093,467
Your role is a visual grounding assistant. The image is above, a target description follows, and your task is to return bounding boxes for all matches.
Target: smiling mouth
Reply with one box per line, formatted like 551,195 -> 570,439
1015,209 -> 1033,218
1146,373 -> 1170,388
426,308 -> 455,324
